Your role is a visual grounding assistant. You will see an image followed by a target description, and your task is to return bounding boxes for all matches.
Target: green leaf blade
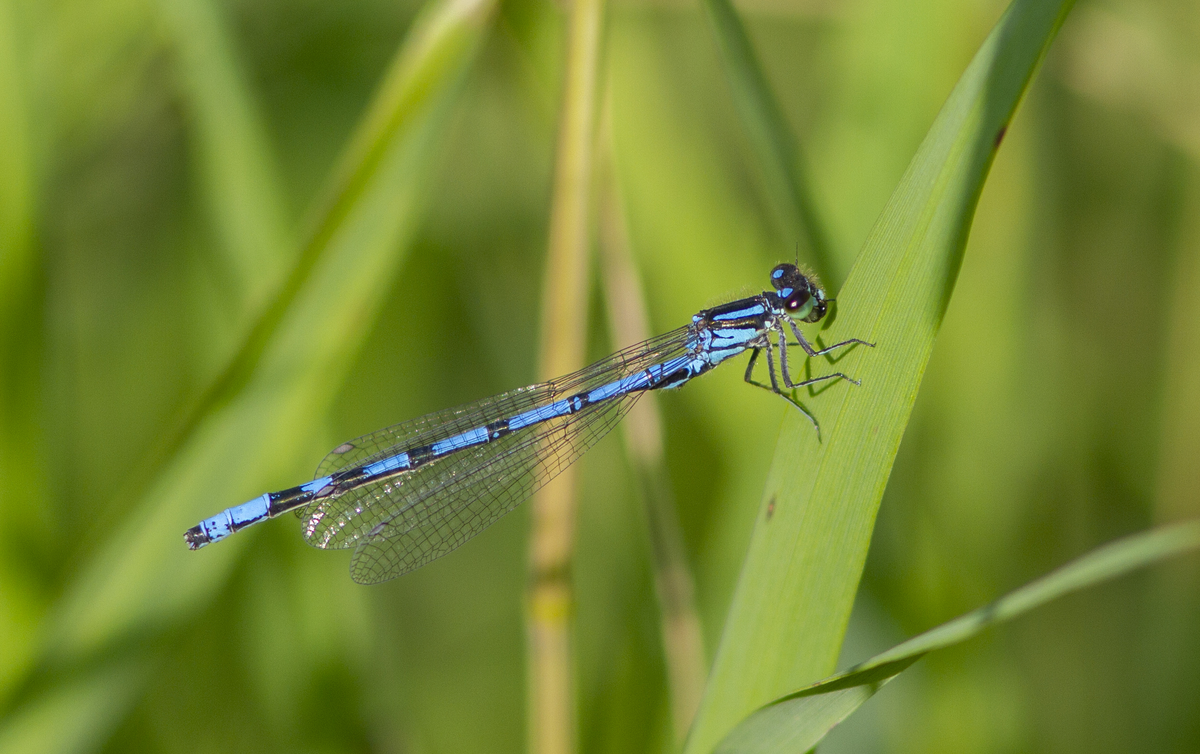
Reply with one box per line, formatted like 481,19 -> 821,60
0,660 -> 146,754
0,0 -> 47,709
684,2 -> 1075,751
40,0 -> 497,667
702,0 -> 834,281
158,0 -> 293,306
716,519 -> 1200,752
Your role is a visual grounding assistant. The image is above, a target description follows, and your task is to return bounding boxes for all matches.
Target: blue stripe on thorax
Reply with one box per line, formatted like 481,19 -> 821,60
710,301 -> 768,321
707,325 -> 759,346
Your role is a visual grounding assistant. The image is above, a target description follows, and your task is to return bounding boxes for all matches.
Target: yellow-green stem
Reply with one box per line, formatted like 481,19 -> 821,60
526,0 -> 606,749
1155,169 -> 1200,523
597,100 -> 707,744
1143,165 -> 1200,747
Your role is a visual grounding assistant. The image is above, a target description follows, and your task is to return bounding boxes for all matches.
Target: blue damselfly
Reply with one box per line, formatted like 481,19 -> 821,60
184,264 -> 872,583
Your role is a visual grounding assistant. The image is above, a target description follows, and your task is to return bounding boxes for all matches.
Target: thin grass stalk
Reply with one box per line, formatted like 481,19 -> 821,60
157,0 -> 292,308
1053,11 -> 1200,744
110,0 -> 296,513
597,97 -> 706,744
0,0 -> 490,728
526,0 -> 606,749
1154,177 -> 1200,523
1143,165 -> 1200,746
0,0 -> 47,705
0,0 -> 40,544
142,0 -> 497,490
26,0 -> 494,684
700,0 -> 833,282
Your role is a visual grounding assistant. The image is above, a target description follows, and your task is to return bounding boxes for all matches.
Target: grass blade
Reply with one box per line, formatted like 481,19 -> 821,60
0,0 -> 46,707
714,519 -> 1200,752
683,1 -> 1074,751
526,0 -> 607,747
599,102 -> 706,741
0,660 -> 146,754
1146,161 -> 1200,745
701,0 -> 833,281
157,0 -> 292,307
41,0 -> 496,666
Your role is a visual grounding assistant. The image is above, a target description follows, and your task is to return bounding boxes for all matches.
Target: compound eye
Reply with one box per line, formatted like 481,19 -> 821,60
784,289 -> 811,312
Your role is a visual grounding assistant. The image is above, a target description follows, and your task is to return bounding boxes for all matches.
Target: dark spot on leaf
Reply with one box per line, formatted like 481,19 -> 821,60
766,495 -> 776,521
994,126 -> 1007,149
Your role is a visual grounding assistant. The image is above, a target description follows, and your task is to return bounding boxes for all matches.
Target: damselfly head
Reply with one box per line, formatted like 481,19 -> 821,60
769,263 -> 827,323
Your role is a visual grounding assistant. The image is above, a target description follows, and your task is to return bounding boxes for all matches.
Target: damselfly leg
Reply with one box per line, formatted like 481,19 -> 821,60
744,346 -> 820,435
786,317 -> 874,359
743,322 -> 874,439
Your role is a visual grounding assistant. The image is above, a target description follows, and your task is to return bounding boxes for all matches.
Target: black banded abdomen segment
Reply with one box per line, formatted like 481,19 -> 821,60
486,418 -> 511,440
654,363 -> 700,388
622,354 -> 697,390
360,425 -> 497,479
346,400 -> 579,490
267,486 -> 313,517
406,444 -> 437,468
266,474 -> 338,516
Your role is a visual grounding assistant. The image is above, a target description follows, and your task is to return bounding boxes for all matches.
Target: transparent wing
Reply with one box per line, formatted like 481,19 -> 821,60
349,393 -> 632,583
295,385 -> 552,519
297,327 -> 692,581
314,386 -> 552,478
303,397 -> 553,551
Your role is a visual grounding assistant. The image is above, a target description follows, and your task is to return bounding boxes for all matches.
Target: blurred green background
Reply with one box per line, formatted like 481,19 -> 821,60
0,0 -> 1198,752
